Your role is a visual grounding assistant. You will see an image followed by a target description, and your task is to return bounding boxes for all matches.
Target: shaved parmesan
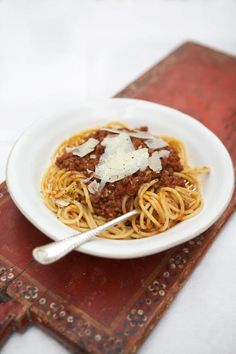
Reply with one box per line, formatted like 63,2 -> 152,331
157,149 -> 170,159
95,133 -> 149,183
145,138 -> 168,149
55,199 -> 70,207
80,173 -> 95,183
101,133 -> 134,155
67,138 -> 99,157
148,152 -> 162,173
96,149 -> 149,183
88,180 -> 100,194
101,128 -> 154,140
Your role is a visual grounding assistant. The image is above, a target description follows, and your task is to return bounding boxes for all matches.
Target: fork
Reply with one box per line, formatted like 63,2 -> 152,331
32,209 -> 138,265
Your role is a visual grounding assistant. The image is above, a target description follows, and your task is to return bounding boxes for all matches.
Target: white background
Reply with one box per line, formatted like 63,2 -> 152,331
0,0 -> 236,353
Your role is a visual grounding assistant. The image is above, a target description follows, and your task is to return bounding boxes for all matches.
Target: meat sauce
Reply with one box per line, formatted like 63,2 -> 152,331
56,128 -> 185,219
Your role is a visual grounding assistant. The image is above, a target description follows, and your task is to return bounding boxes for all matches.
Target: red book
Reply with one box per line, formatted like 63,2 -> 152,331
0,42 -> 235,353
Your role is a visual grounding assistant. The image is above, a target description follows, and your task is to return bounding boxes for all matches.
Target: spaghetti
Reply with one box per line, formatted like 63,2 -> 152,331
41,122 -> 209,239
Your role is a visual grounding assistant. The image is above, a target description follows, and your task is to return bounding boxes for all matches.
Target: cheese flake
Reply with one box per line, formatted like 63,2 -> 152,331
158,149 -> 170,159
88,180 -> 100,194
67,138 -> 99,157
145,138 -> 168,149
101,127 -> 154,140
80,172 -> 95,183
148,152 -> 162,173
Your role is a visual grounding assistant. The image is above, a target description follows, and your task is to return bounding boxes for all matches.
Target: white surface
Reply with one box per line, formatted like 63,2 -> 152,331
6,98 -> 235,259
0,0 -> 235,353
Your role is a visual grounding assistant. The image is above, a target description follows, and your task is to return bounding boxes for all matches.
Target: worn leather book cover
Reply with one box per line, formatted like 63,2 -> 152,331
0,42 -> 235,353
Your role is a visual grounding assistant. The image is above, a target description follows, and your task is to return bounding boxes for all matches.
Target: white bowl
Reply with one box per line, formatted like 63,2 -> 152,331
6,98 -> 235,259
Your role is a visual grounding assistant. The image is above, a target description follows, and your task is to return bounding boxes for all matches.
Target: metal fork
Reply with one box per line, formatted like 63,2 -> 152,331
32,210 -> 138,265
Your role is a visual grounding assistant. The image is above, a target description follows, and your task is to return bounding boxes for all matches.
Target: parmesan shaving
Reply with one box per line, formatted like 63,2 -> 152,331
101,133 -> 134,154
80,173 -> 95,183
148,152 -> 162,173
157,150 -> 170,159
101,128 -> 154,140
88,180 -> 100,194
67,138 -> 99,157
96,149 -> 149,183
145,138 -> 168,149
